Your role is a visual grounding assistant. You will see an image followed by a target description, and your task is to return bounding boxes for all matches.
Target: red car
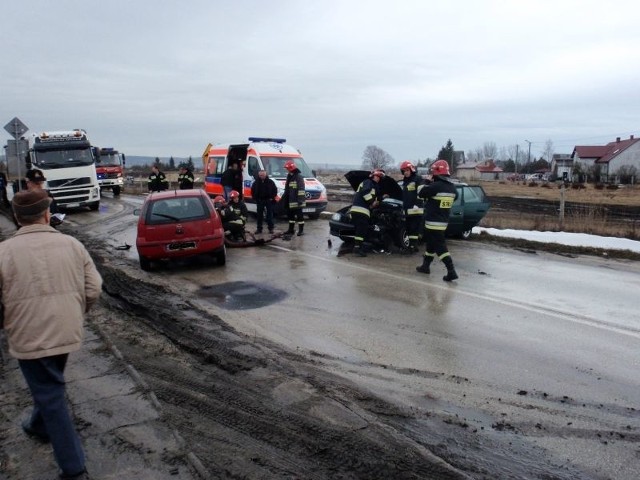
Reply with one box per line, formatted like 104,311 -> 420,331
135,189 -> 226,270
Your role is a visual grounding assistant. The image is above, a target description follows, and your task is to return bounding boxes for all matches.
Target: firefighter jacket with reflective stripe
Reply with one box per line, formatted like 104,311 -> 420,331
417,176 -> 458,230
349,178 -> 378,217
147,171 -> 169,191
401,173 -> 424,216
230,200 -> 248,224
285,170 -> 306,209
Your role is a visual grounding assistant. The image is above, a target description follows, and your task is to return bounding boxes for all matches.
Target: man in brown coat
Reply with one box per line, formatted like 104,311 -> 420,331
0,189 -> 102,480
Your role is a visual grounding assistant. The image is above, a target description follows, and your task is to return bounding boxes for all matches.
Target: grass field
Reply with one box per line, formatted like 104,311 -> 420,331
478,180 -> 640,207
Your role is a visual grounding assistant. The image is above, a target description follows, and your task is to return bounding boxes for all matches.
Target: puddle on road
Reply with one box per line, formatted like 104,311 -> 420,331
196,281 -> 287,310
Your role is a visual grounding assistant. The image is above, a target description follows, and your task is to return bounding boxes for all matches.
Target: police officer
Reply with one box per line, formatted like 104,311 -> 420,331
416,160 -> 459,281
349,169 -> 385,257
399,161 -> 423,252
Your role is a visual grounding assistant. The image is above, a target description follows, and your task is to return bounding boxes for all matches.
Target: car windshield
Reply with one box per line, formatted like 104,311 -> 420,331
261,156 -> 313,178
147,197 -> 209,224
33,148 -> 94,168
97,153 -> 121,167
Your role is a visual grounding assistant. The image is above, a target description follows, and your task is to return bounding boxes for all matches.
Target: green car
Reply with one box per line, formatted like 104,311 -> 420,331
447,182 -> 491,239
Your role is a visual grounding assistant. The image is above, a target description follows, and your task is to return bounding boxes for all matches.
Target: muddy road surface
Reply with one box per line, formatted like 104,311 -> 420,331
3,194 -> 639,479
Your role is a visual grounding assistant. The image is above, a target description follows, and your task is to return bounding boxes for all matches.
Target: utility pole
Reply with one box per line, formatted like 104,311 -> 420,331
515,144 -> 519,173
525,140 -> 532,166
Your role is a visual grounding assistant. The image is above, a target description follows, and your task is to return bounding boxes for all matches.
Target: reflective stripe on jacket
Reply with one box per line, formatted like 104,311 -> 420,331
417,177 -> 458,230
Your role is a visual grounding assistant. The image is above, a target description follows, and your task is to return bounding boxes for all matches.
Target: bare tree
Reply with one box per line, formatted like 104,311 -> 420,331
483,142 -> 498,160
361,145 -> 395,170
542,139 -> 554,163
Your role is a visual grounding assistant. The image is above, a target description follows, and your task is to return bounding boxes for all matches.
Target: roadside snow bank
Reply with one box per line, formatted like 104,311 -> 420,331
474,227 -> 640,253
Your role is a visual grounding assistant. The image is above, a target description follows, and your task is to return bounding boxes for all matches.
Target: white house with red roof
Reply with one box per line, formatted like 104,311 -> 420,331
572,135 -> 639,183
455,160 -> 503,181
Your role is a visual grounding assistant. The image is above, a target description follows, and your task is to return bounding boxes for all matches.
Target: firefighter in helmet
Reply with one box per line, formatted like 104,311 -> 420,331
283,160 -> 306,236
349,169 -> 385,257
416,160 -> 459,281
399,161 -> 423,252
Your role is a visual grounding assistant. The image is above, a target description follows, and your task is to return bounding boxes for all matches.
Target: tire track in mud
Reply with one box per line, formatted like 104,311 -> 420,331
91,254 -> 472,479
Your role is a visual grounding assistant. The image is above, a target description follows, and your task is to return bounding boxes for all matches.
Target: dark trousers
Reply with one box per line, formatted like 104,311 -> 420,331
351,211 -> 370,246
256,201 -> 274,231
286,207 -> 304,231
19,354 -> 85,476
406,213 -> 422,243
424,228 -> 449,258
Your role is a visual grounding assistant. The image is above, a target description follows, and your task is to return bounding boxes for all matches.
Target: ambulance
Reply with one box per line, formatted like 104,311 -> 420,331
202,137 -> 327,218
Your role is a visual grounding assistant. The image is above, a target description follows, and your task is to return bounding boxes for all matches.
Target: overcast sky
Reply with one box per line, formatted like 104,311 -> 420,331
2,1 -> 639,166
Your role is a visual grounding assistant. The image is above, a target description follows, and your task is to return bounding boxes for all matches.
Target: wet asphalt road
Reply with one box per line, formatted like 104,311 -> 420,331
39,194 -> 640,477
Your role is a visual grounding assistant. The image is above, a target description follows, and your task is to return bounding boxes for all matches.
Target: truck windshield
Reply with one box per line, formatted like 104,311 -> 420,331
97,153 -> 121,167
33,148 -> 94,169
262,156 -> 313,178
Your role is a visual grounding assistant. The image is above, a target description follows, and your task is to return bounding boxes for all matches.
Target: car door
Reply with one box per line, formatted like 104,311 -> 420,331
460,185 -> 490,232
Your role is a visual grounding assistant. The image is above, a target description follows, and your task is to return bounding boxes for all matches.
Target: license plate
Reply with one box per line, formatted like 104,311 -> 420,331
65,203 -> 80,208
167,241 -> 196,251
303,208 -> 315,213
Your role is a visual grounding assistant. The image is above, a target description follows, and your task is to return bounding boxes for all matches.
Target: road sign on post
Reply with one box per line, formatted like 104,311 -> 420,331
4,117 -> 29,191
4,117 -> 29,139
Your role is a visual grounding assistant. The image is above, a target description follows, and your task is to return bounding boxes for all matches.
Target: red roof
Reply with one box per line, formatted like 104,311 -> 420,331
572,136 -> 639,164
476,165 -> 503,173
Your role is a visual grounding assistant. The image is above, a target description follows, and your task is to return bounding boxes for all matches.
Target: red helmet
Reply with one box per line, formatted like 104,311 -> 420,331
284,160 -> 297,172
213,195 -> 226,207
229,190 -> 240,199
370,169 -> 386,179
430,159 -> 450,176
400,161 -> 416,173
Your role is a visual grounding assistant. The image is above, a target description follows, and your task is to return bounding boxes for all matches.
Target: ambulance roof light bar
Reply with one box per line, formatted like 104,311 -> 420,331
248,137 -> 286,144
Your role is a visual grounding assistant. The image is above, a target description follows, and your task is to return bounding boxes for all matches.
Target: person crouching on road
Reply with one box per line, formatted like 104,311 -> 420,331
349,169 -> 385,257
399,161 -> 423,252
416,159 -> 459,281
251,169 -> 277,234
147,164 -> 169,192
283,160 -> 306,236
219,190 -> 248,241
0,189 -> 103,480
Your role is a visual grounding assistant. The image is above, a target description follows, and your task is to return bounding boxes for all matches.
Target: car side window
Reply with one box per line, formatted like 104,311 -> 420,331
454,187 -> 463,206
464,186 -> 484,203
247,156 -> 260,178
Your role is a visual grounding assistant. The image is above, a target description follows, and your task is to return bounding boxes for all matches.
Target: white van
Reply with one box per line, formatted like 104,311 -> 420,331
203,137 -> 328,218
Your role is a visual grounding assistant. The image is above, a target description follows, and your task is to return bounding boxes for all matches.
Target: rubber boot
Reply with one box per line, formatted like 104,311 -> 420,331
297,224 -> 305,236
442,256 -> 459,282
286,222 -> 295,235
416,255 -> 433,274
353,243 -> 367,257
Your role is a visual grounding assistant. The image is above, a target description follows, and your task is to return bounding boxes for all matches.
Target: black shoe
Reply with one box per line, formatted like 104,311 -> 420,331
59,469 -> 89,480
254,229 -> 263,234
297,231 -> 304,236
22,419 -> 50,443
416,265 -> 430,274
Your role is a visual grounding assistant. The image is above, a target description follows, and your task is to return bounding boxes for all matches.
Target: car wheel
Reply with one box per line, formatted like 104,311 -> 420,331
139,255 -> 152,271
89,202 -> 100,211
112,186 -> 121,196
394,225 -> 410,248
307,213 -> 320,220
214,246 -> 226,266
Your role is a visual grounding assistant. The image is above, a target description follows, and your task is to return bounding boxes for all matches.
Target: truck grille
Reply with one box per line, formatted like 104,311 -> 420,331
48,177 -> 93,188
